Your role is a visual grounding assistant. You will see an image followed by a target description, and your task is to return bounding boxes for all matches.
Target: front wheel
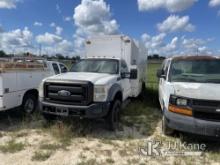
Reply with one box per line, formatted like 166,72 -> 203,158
162,115 -> 174,136
22,94 -> 37,114
106,100 -> 121,131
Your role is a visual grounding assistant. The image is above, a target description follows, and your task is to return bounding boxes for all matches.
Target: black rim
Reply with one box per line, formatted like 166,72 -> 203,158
24,98 -> 35,113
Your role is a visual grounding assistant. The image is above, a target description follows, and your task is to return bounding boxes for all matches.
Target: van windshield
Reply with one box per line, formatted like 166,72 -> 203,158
70,59 -> 119,74
170,59 -> 220,83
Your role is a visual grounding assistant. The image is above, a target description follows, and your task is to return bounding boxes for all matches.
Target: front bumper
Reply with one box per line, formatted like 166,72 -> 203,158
164,109 -> 220,138
39,100 -> 110,119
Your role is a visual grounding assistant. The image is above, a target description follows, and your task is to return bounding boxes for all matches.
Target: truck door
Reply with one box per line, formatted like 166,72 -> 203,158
120,60 -> 131,100
52,63 -> 61,75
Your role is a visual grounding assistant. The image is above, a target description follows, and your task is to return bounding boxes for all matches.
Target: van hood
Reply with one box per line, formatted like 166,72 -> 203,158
172,82 -> 220,100
46,72 -> 118,85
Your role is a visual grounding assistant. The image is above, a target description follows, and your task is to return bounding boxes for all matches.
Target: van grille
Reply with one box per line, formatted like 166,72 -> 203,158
44,81 -> 93,106
192,99 -> 220,122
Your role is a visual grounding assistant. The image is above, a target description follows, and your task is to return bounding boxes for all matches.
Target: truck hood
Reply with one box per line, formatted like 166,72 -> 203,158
46,72 -> 118,85
173,82 -> 220,100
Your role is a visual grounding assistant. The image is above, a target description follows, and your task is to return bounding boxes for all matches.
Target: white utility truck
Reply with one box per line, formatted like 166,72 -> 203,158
39,35 -> 147,130
0,58 -> 68,113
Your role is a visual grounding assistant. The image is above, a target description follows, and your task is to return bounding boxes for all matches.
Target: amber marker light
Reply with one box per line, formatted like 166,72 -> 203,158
168,104 -> 193,116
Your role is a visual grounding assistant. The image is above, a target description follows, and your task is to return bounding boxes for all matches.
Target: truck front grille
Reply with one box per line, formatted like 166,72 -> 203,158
44,81 -> 93,106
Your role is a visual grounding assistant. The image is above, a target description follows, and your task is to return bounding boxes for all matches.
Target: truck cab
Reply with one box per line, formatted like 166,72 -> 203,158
157,56 -> 220,137
39,35 -> 147,130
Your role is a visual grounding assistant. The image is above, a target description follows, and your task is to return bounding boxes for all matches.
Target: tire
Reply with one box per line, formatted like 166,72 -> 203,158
21,94 -> 37,114
162,115 -> 174,136
106,100 -> 121,131
138,82 -> 146,99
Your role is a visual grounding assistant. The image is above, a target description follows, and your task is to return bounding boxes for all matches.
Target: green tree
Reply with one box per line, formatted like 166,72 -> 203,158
0,50 -> 7,57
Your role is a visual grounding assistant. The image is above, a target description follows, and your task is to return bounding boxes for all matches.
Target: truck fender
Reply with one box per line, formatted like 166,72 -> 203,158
107,84 -> 123,102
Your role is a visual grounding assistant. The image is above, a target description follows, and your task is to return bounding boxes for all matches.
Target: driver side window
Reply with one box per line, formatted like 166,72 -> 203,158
121,60 -> 129,73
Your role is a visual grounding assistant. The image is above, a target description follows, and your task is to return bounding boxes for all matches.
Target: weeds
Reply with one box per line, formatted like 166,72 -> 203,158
0,139 -> 25,153
32,150 -> 53,161
77,158 -> 97,165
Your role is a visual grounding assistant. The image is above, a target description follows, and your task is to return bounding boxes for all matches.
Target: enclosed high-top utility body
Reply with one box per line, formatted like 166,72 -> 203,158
0,57 -> 68,113
39,35 -> 147,130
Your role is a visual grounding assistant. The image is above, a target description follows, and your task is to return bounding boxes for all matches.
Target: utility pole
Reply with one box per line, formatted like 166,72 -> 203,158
39,44 -> 42,56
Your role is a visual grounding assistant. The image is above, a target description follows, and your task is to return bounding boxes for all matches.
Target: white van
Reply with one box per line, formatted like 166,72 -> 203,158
39,35 -> 147,130
157,56 -> 220,137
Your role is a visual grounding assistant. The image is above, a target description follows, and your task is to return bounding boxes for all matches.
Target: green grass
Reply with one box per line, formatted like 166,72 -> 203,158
0,140 -> 25,153
39,143 -> 62,150
146,62 -> 161,89
77,158 -> 97,165
32,151 -> 53,161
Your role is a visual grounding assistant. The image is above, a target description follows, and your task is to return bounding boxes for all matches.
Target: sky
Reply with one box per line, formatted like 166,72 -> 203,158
0,0 -> 220,57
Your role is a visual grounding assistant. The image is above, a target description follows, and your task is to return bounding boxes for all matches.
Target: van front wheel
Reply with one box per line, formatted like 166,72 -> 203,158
162,115 -> 174,136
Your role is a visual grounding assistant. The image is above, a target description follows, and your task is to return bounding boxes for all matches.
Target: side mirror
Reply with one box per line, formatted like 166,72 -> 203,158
130,69 -> 138,79
121,72 -> 130,79
157,69 -> 166,79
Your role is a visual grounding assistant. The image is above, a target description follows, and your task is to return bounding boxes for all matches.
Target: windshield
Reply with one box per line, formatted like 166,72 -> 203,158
169,59 -> 220,83
70,59 -> 119,74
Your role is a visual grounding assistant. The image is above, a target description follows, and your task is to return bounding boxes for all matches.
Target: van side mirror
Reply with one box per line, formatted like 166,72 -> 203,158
130,69 -> 138,79
157,69 -> 166,79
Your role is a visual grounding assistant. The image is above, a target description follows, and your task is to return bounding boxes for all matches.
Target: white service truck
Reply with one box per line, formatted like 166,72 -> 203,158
39,35 -> 147,130
0,58 -> 68,113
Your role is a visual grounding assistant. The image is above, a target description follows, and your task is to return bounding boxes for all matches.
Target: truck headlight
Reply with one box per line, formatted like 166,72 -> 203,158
38,81 -> 44,98
94,86 -> 108,102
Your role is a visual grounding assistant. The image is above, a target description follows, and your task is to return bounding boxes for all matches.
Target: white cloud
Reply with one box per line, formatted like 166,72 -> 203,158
141,33 -> 167,54
56,4 -> 61,13
157,15 -> 195,33
73,0 -> 119,53
141,32 -> 215,56
34,21 -> 43,27
64,16 -> 72,22
36,32 -> 62,45
0,27 -> 33,53
209,0 -> 220,7
181,37 -> 214,55
0,0 -> 21,9
164,37 -> 179,52
55,26 -> 63,35
137,0 -> 197,12
50,22 -> 56,27
73,0 -> 119,35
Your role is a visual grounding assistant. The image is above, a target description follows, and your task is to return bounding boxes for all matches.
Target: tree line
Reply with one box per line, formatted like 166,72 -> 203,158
0,50 -> 81,61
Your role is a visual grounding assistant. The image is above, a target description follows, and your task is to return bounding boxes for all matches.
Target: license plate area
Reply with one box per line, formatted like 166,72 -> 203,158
56,107 -> 69,116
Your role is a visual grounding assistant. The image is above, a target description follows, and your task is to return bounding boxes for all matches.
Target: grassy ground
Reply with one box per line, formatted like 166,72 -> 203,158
0,61 -> 219,165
